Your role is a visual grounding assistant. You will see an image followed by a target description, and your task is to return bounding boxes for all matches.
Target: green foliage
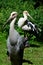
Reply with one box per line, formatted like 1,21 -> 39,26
0,0 -> 43,24
0,0 -> 43,40
0,0 -> 43,38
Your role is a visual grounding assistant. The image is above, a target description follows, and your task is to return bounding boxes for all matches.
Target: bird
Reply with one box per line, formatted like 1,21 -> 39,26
3,12 -> 20,45
18,11 -> 37,36
18,11 -> 34,28
3,12 -> 21,53
17,11 -> 40,37
3,12 -> 32,65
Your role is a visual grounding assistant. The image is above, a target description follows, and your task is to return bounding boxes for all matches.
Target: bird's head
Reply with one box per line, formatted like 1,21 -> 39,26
3,12 -> 18,28
23,11 -> 29,16
23,11 -> 34,21
10,12 -> 18,19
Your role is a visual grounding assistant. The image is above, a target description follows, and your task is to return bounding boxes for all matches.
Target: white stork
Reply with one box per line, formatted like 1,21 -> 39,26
17,11 -> 40,37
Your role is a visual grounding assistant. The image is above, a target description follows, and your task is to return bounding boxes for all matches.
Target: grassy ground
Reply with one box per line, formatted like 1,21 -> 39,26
0,32 -> 43,65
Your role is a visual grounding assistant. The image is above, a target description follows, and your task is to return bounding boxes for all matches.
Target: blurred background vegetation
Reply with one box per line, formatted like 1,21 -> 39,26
0,0 -> 43,41
0,0 -> 43,65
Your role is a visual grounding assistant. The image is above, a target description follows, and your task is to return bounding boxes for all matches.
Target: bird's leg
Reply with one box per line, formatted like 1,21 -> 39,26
22,59 -> 33,64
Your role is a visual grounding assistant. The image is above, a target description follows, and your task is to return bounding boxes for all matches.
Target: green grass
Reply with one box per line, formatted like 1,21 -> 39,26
0,32 -> 43,65
0,32 -> 11,65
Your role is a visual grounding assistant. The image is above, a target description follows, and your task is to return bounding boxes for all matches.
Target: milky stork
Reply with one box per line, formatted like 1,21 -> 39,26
3,12 -> 32,65
18,11 -> 34,28
18,11 -> 40,37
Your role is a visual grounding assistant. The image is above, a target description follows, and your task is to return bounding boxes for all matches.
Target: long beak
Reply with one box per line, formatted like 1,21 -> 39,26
28,13 -> 34,21
3,16 -> 12,28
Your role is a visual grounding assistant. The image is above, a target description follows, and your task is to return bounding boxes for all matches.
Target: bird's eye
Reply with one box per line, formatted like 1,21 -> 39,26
12,14 -> 15,16
26,12 -> 27,14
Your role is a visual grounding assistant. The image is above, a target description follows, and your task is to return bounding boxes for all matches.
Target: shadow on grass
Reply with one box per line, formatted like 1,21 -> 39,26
30,44 -> 40,48
23,59 -> 33,64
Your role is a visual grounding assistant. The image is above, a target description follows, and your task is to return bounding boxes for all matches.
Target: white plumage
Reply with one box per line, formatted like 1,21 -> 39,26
22,25 -> 31,30
18,11 -> 34,30
18,18 -> 27,27
18,11 -> 32,27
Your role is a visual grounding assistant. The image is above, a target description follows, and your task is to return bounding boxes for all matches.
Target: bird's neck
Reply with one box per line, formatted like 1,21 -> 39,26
10,18 -> 16,32
23,14 -> 27,20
